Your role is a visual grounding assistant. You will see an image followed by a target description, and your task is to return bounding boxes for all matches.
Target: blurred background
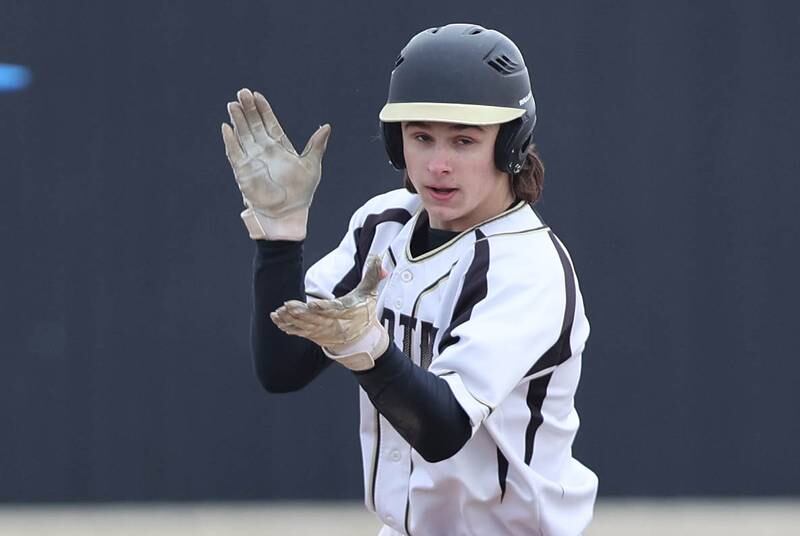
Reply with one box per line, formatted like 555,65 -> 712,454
1,0 -> 798,534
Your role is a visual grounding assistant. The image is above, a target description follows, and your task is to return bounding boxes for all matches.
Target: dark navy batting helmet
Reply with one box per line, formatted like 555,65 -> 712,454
380,23 -> 537,175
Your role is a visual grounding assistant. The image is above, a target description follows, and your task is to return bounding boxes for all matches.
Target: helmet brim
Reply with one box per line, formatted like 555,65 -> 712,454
379,102 -> 525,126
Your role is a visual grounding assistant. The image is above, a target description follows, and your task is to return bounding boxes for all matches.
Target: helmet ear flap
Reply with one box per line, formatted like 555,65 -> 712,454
494,114 -> 535,174
381,122 -> 406,170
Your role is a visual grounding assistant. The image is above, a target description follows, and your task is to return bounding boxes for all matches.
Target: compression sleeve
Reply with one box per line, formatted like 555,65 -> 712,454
355,344 -> 472,463
251,240 -> 330,393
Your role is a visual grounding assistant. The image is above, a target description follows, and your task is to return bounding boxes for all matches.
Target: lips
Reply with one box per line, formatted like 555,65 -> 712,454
426,186 -> 458,201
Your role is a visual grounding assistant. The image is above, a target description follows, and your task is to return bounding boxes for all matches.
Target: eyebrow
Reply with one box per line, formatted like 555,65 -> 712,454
403,121 -> 485,132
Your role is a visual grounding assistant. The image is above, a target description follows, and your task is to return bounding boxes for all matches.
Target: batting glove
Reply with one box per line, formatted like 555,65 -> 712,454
221,88 -> 331,241
270,256 -> 390,371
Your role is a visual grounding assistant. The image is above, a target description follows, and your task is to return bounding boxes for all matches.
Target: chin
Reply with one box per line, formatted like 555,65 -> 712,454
424,207 -> 462,231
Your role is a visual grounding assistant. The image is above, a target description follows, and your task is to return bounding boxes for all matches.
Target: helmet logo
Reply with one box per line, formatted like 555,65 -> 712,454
519,91 -> 533,106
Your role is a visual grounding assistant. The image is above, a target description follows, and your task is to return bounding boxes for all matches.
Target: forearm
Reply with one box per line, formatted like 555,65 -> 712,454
355,345 -> 471,462
251,240 -> 330,392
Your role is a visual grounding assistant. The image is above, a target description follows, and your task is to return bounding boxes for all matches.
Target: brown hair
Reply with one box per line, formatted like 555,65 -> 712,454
403,144 -> 545,204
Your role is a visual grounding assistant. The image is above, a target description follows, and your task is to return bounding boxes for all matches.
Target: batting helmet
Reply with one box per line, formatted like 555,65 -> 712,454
379,23 -> 537,175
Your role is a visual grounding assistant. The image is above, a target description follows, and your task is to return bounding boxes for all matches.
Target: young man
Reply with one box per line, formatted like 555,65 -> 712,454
223,23 -> 597,536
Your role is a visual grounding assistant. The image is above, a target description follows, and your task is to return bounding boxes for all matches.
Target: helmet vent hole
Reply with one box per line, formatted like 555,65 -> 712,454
430,27 -> 440,34
468,28 -> 484,35
500,54 -> 519,67
487,54 -> 523,75
394,55 -> 405,68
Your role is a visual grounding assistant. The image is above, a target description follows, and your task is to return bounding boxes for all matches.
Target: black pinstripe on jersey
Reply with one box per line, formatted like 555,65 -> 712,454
523,231 -> 577,466
493,229 -> 578,496
524,373 -> 554,465
332,208 -> 412,297
497,448 -> 509,501
526,231 -> 577,377
437,229 -> 491,355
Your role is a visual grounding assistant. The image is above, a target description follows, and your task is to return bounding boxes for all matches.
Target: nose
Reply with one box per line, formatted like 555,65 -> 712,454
426,146 -> 452,176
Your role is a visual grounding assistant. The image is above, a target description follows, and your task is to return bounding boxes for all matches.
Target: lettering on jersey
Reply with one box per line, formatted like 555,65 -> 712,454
419,321 -> 438,370
380,307 -> 396,335
382,307 -> 439,367
398,313 -> 415,356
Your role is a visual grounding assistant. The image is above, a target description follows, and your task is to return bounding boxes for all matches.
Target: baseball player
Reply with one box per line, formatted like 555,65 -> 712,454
222,23 -> 597,536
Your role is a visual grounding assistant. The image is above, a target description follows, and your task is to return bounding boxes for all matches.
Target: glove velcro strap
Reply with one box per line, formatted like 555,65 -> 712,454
322,321 -> 390,372
240,207 -> 308,241
323,350 -> 376,372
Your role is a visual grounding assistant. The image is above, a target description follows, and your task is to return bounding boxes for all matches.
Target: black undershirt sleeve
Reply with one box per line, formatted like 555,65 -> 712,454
355,344 -> 472,463
251,240 -> 330,393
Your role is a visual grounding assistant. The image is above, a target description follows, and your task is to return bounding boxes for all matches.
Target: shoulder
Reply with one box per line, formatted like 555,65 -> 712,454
478,201 -> 547,238
468,203 -> 568,281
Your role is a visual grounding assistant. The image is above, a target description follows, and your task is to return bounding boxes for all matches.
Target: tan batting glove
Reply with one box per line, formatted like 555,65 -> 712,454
221,88 -> 331,241
270,256 -> 390,371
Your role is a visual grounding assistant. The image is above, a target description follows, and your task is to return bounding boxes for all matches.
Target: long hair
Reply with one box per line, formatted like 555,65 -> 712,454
402,144 -> 545,204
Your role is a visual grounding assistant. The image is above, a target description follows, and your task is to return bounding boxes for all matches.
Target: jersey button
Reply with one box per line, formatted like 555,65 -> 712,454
385,515 -> 395,525
401,270 -> 413,282
394,298 -> 403,309
389,449 -> 401,462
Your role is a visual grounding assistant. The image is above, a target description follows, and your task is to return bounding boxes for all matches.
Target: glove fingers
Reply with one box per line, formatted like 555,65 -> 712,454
301,124 -> 331,163
276,302 -> 312,323
281,302 -> 362,342
280,301 -> 339,325
254,91 -> 297,154
272,310 -> 336,342
221,123 -> 245,166
308,301 -> 364,323
272,312 -> 320,334
271,313 -> 308,337
354,255 -> 385,296
281,303 -> 334,329
283,299 -> 310,310
227,101 -> 260,155
237,88 -> 270,147
271,308 -> 313,332
307,298 -> 343,312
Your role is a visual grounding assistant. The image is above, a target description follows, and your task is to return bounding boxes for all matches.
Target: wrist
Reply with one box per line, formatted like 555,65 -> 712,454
322,320 -> 390,371
241,207 -> 308,241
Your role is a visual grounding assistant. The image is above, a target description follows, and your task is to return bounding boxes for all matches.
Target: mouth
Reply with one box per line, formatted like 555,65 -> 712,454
426,186 -> 458,201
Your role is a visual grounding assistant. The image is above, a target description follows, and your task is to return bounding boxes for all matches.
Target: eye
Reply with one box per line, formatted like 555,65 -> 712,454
455,137 -> 475,145
413,133 -> 432,142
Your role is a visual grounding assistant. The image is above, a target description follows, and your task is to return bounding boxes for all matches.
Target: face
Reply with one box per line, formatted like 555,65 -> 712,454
402,121 -> 514,232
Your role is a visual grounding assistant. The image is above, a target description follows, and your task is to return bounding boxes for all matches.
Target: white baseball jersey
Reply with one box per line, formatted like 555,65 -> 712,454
305,189 -> 597,536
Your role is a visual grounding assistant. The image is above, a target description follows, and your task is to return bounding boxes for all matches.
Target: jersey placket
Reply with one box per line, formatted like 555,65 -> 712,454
373,253 -> 416,532
375,235 -> 470,534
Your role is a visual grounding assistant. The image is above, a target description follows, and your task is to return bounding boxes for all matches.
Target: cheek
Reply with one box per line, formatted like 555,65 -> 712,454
402,148 -> 423,180
476,144 -> 498,173
456,138 -> 495,168
462,147 -> 498,189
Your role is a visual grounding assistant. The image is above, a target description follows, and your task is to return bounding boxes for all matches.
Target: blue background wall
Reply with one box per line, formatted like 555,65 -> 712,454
1,0 -> 798,501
